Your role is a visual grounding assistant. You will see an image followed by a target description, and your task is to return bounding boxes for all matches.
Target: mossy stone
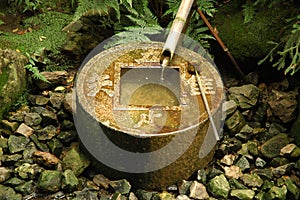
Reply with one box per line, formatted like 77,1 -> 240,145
37,170 -> 63,193
0,49 -> 27,119
61,146 -> 91,176
211,0 -> 298,62
0,184 -> 22,200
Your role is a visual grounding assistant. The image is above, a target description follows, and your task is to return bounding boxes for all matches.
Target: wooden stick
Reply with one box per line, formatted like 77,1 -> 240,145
195,68 -> 220,141
196,7 -> 246,81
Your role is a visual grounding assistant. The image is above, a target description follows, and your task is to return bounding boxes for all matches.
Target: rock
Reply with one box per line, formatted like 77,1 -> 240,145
93,174 -> 110,189
196,169 -> 207,184
250,103 -> 268,122
7,106 -> 29,122
4,177 -> 25,186
225,110 -> 246,134
255,157 -> 267,168
0,167 -> 11,183
178,180 -> 192,195
0,119 -> 19,133
217,138 -> 242,157
36,125 -> 58,141
270,157 -> 289,167
220,154 -> 236,166
35,95 -> 49,105
265,186 -> 287,200
24,113 -> 42,126
129,192 -> 138,200
176,195 -> 190,200
229,179 -> 248,190
252,168 -> 273,180
290,111 -> 300,146
36,71 -> 68,89
73,188 -> 99,200
15,163 -> 42,180
224,166 -> 243,179
245,72 -> 259,85
8,135 -> 30,154
86,180 -> 99,191
0,137 -> 8,149
49,92 -> 65,109
228,84 -> 260,109
246,140 -> 259,156
2,154 -> 23,163
37,170 -> 63,193
14,180 -> 35,195
208,174 -> 230,199
230,189 -> 255,200
272,163 -> 294,178
152,192 -> 174,200
267,89 -> 298,123
0,184 -> 22,200
280,143 -> 297,156
30,134 -> 50,152
207,167 -> 223,179
223,100 -> 237,115
291,147 -> 300,158
61,146 -> 91,176
0,48 -> 27,119
136,189 -> 155,200
110,179 -> 131,195
240,174 -> 264,188
111,192 -> 126,200
40,109 -> 58,126
260,133 -> 292,159
283,176 -> 300,199
47,138 -> 63,157
33,151 -> 60,167
57,130 -> 77,144
189,181 -> 209,200
62,20 -> 83,32
262,180 -> 275,190
235,156 -> 250,172
64,92 -> 74,114
15,123 -> 34,138
60,119 -> 75,131
62,169 -> 78,192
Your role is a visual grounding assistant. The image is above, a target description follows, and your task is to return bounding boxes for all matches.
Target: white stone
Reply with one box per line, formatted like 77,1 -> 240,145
189,181 -> 209,200
16,123 -> 34,137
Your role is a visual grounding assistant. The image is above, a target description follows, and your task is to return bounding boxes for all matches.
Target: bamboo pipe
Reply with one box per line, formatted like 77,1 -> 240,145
160,0 -> 195,66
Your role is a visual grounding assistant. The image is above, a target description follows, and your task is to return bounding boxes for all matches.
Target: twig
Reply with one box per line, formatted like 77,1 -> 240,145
196,7 -> 246,81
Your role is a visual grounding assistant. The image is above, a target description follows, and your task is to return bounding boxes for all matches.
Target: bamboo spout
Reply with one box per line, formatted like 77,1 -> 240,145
160,0 -> 195,66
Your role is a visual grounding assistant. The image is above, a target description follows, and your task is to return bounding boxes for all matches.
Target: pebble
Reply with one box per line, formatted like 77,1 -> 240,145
189,181 -> 209,199
16,123 -> 34,138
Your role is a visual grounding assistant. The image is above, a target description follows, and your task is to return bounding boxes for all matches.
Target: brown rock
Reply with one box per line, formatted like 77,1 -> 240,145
33,151 -> 60,167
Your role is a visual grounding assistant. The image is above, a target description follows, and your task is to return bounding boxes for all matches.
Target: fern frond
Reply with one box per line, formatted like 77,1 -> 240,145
242,0 -> 256,24
74,0 -> 120,20
25,64 -> 50,83
197,0 -> 217,17
103,26 -> 163,49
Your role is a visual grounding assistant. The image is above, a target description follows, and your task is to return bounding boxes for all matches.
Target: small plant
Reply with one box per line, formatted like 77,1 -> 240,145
24,48 -> 50,83
0,12 -> 5,26
10,0 -> 43,13
258,15 -> 300,75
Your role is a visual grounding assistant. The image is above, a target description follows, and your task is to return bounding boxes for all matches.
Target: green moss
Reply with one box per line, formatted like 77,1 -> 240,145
0,66 -> 9,95
211,0 -> 297,61
0,11 -> 72,54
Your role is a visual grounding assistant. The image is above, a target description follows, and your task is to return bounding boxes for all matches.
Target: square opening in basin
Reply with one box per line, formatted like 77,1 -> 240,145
119,66 -> 181,107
